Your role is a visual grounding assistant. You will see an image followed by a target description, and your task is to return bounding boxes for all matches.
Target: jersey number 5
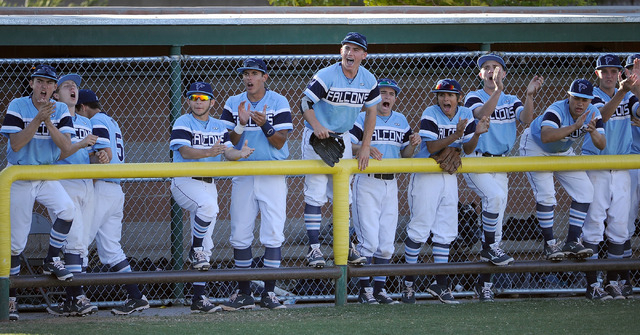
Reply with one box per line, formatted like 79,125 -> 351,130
115,132 -> 125,161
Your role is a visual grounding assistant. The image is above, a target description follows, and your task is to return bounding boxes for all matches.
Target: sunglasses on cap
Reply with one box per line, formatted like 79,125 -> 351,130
189,94 -> 211,102
435,83 -> 456,91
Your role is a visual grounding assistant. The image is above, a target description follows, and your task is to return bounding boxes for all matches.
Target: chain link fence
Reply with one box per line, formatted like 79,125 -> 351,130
3,52 -> 638,307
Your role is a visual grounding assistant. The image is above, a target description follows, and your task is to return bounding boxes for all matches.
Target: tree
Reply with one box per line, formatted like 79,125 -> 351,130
269,0 -> 597,5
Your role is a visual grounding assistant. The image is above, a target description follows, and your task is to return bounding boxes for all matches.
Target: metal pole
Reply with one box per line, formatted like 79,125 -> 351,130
168,45 -> 184,300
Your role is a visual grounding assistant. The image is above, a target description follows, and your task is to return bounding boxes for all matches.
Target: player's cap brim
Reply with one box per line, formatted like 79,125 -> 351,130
596,65 -> 623,70
236,66 -> 267,74
431,89 -> 460,94
568,91 -> 594,99
341,41 -> 367,50
57,74 -> 81,87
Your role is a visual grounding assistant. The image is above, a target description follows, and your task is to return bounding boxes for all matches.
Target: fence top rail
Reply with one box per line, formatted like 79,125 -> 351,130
0,7 -> 639,26
0,52 -> 635,66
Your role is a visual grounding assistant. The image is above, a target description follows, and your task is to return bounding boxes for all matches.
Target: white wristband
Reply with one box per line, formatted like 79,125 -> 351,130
234,124 -> 245,135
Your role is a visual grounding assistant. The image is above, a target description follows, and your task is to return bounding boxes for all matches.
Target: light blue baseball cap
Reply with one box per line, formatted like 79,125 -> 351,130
57,73 -> 81,87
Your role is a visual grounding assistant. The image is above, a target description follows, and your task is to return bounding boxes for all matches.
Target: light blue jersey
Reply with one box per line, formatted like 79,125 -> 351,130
1,96 -> 74,165
348,111 -> 412,159
170,113 -> 232,163
303,62 -> 381,134
583,87 -> 638,155
464,89 -> 524,155
632,93 -> 640,154
530,99 -> 604,154
58,114 -> 94,165
92,112 -> 124,183
415,105 -> 476,158
220,90 -> 293,161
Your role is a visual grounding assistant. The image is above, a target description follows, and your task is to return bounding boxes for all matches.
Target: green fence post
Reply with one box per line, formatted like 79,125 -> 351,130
169,45 -> 185,300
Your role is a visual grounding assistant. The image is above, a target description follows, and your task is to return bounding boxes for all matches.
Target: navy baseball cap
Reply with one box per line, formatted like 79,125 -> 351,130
431,79 -> 462,94
625,54 -> 640,69
377,78 -> 401,95
77,89 -> 99,105
31,64 -> 58,81
57,73 -> 81,87
596,54 -> 623,70
236,58 -> 268,74
568,79 -> 594,99
477,53 -> 506,70
186,82 -> 214,99
341,32 -> 367,51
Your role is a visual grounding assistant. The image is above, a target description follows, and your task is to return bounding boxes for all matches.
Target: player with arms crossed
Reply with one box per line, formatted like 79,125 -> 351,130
46,74 -> 100,317
170,82 -> 254,313
519,79 -> 605,298
1,64 -> 77,321
582,54 -> 639,300
463,54 -> 544,301
401,79 -> 489,305
349,78 -> 420,304
76,89 -> 150,315
220,58 -> 293,310
300,32 -> 381,268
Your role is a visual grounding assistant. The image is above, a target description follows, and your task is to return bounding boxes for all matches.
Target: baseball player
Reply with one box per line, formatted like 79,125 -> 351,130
401,79 -> 489,305
519,79 -> 605,297
76,89 -> 150,315
300,32 -> 381,268
220,58 -> 293,310
463,53 -> 544,302
170,82 -> 254,313
582,54 -> 639,300
1,65 -> 77,321
46,74 -> 100,317
625,54 -> 640,298
349,78 -> 420,305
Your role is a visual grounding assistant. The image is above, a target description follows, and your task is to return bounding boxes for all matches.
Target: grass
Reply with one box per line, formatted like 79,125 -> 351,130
1,298 -> 639,335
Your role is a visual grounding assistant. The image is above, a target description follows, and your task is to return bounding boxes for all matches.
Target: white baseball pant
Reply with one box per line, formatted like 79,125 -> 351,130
583,169 -> 630,244
10,179 -> 75,255
406,173 -> 458,245
48,179 -> 94,257
352,174 -> 398,259
86,180 -> 128,267
229,175 -> 287,249
170,177 -> 220,259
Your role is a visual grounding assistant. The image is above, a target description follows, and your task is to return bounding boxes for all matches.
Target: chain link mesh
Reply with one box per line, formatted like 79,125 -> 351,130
3,52 -> 638,307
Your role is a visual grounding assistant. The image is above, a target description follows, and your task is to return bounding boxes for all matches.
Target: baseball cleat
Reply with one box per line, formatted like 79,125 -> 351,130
43,257 -> 73,281
306,246 -> 326,268
544,239 -> 565,261
47,295 -> 98,317
358,287 -> 379,305
221,289 -> 255,311
8,297 -> 18,321
474,282 -> 495,303
480,242 -> 514,266
619,280 -> 633,298
401,281 -> 416,304
260,292 -> 286,310
348,242 -> 367,266
562,241 -> 593,260
189,247 -> 210,271
111,295 -> 150,315
605,281 -> 626,300
426,283 -> 459,304
586,283 -> 613,301
374,289 -> 399,304
191,296 -> 222,313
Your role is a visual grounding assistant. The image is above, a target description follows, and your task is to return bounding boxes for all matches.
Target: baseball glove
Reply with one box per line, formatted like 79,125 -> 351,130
309,132 -> 345,167
433,147 -> 462,175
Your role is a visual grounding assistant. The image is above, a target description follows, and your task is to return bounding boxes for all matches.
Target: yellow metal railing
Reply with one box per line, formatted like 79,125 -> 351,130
2,155 -> 640,320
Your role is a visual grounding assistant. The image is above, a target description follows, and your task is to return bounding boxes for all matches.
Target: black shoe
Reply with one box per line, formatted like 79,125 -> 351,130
586,283 -> 613,301
221,289 -> 255,311
401,281 -> 416,304
191,295 -> 221,313
562,241 -> 593,260
111,296 -> 150,315
260,292 -> 286,310
426,283 -> 459,304
358,287 -> 379,305
374,289 -> 399,304
474,282 -> 495,302
480,242 -> 514,266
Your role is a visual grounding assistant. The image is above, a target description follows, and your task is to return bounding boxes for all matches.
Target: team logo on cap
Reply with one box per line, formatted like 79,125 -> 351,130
604,55 -> 614,65
195,83 -> 206,91
578,82 -> 588,92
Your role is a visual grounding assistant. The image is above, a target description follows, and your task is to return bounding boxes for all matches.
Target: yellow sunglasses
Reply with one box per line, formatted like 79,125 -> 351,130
189,94 -> 211,101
